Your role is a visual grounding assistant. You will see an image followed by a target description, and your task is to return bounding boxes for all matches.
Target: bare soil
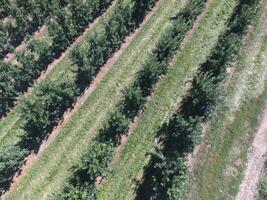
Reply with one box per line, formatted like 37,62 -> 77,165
235,106 -> 267,200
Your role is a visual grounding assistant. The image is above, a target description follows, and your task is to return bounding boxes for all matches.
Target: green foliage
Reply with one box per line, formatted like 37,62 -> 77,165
19,80 -> 78,145
120,85 -> 146,119
0,0 -> 113,116
162,115 -> 202,156
55,1 -> 159,197
47,9 -> 78,53
201,0 -> 259,76
181,72 -> 220,118
160,157 -> 189,200
72,141 -> 114,184
136,55 -> 167,96
0,1 -> 10,18
99,108 -> 130,144
0,0 -> 155,194
0,145 -> 28,192
0,0 -> 65,57
56,141 -> 114,200
136,0 -> 260,199
72,0 -> 155,84
0,61 -> 20,115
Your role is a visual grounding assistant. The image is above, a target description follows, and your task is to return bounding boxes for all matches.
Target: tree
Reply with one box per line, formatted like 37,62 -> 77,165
137,55 -> 166,96
57,141 -> 114,200
120,85 -> 145,118
0,61 -> 20,115
0,145 -> 28,191
99,108 -> 130,144
19,79 -> 78,145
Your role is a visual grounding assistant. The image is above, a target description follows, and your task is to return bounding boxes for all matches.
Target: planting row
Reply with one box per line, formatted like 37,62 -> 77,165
0,0 -> 67,57
0,0 -> 113,116
4,0 -> 187,198
191,1 -> 267,198
53,0 -> 208,198
0,0 -> 156,194
95,0 -> 248,198
135,0 -> 260,199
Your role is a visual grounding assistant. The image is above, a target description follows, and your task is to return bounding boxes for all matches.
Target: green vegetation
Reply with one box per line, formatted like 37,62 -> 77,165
55,141 -> 114,199
19,80 -> 78,146
134,0 -> 260,199
0,0 -> 265,199
5,0 -> 187,199
53,1 -> 207,197
18,0 -> 155,146
190,1 -> 267,198
97,0 -> 238,199
0,145 -> 27,191
0,0 -> 67,56
0,0 -> 113,116
0,0 -> 155,193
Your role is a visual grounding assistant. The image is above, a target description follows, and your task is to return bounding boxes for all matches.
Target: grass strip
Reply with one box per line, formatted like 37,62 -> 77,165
133,0 -> 261,199
6,0 -> 186,199
53,0 -> 208,198
190,3 -> 267,198
0,0 -> 158,193
97,0 -> 238,199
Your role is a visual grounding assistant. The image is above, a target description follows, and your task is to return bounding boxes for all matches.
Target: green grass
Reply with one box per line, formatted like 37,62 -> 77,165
0,0 -> 119,148
97,0 -> 238,199
190,2 -> 267,199
6,0 -> 187,199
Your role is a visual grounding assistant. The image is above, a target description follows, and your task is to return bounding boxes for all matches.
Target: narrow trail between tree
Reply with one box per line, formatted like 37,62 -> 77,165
26,1 -> 117,91
1,1 -> 163,199
235,106 -> 267,200
112,0 -> 213,177
0,0 -> 116,122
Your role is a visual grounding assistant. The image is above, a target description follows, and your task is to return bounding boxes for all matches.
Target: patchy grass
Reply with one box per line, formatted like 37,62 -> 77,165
97,0 -> 238,199
6,0 -> 186,199
190,2 -> 267,198
0,0 -> 119,148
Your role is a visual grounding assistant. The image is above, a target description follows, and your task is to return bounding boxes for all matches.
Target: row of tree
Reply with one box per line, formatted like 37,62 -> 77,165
53,0 -> 209,198
135,0 -> 260,199
71,0 -> 155,85
0,0 -> 113,116
0,0 -> 155,194
0,0 -> 68,57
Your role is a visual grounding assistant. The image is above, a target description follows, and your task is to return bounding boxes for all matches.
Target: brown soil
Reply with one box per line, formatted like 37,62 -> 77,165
1,0 -> 162,199
235,106 -> 267,200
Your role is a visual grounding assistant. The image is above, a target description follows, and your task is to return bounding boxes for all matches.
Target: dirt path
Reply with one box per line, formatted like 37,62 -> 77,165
1,1 -> 162,199
235,106 -> 267,200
